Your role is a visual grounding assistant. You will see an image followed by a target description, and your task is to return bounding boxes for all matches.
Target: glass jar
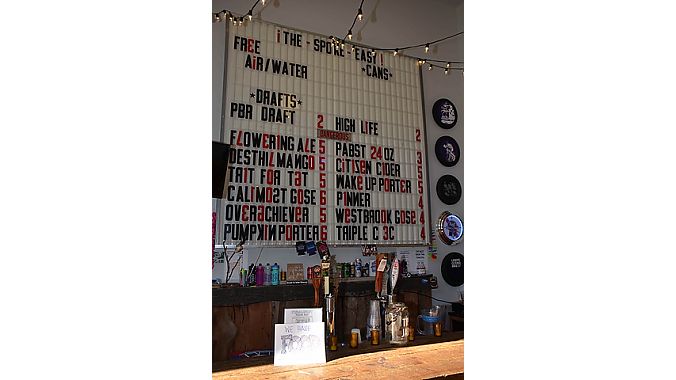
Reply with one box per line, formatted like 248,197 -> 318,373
385,302 -> 409,345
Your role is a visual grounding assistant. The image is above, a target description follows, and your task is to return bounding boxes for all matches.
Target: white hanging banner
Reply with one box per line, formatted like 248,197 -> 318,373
221,20 -> 429,246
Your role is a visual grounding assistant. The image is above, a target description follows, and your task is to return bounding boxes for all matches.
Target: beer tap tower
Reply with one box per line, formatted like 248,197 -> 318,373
375,252 -> 400,340
317,241 -> 336,347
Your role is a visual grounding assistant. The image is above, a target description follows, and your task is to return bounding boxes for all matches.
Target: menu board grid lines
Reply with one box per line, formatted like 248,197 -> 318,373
221,21 -> 429,246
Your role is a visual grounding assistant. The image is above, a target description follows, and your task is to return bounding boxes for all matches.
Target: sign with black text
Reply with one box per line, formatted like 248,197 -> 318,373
220,21 -> 429,246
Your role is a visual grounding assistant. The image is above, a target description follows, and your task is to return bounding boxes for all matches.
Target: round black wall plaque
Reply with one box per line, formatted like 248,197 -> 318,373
441,252 -> 464,287
432,98 -> 458,129
436,175 -> 462,205
435,136 -> 460,167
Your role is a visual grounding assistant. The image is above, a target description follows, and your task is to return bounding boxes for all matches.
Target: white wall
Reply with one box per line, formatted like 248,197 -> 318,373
213,0 -> 463,303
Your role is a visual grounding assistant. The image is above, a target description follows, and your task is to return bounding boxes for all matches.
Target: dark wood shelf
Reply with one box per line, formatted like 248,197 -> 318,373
212,276 -> 432,306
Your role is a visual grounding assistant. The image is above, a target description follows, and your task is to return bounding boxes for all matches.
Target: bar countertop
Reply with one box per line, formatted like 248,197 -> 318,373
212,332 -> 464,379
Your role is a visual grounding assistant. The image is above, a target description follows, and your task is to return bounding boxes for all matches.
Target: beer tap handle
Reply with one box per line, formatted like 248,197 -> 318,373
375,253 -> 386,295
312,278 -> 322,307
390,258 -> 400,294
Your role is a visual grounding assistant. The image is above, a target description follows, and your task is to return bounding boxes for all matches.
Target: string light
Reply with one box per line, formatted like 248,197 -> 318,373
213,0 -> 263,25
212,2 -> 464,76
341,0 -> 365,43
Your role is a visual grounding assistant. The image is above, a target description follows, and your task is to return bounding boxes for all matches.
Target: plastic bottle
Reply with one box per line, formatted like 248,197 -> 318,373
240,268 -> 247,287
256,263 -> 264,286
271,263 -> 280,285
355,259 -> 362,277
264,263 -> 271,286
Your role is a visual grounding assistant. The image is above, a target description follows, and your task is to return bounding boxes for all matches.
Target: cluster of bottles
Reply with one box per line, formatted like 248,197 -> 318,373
338,259 -> 371,278
241,263 -> 280,287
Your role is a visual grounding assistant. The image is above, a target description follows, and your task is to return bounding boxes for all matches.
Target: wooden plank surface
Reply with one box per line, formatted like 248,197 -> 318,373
212,339 -> 463,380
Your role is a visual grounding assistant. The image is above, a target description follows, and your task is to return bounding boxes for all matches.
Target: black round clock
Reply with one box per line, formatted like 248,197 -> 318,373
434,136 -> 460,167
436,211 -> 464,245
432,98 -> 458,129
441,252 -> 464,287
436,175 -> 462,205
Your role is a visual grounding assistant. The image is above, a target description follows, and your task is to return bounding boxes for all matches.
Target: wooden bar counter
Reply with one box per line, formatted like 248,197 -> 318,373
212,332 -> 464,379
213,277 -> 434,363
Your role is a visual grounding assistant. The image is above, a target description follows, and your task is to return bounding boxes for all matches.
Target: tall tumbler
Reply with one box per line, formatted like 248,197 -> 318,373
367,299 -> 381,339
325,294 -> 335,339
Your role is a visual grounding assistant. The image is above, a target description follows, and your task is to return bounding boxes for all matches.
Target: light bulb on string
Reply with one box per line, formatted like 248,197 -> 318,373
393,49 -> 398,56
247,11 -> 252,21
348,30 -> 352,40
446,62 -> 451,69
341,42 -> 345,49
357,8 -> 363,21
214,14 -> 219,22
428,64 -> 433,71
262,0 -> 266,4
444,68 -> 449,75
421,59 -> 426,65
425,44 -> 429,53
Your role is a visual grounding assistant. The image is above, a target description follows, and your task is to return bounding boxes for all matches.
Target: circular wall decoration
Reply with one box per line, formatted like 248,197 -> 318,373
436,211 -> 464,245
436,175 -> 462,205
441,252 -> 464,287
434,136 -> 461,167
432,98 -> 458,129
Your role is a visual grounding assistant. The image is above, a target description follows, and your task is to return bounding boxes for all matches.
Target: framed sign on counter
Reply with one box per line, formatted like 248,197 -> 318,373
217,21 -> 430,246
